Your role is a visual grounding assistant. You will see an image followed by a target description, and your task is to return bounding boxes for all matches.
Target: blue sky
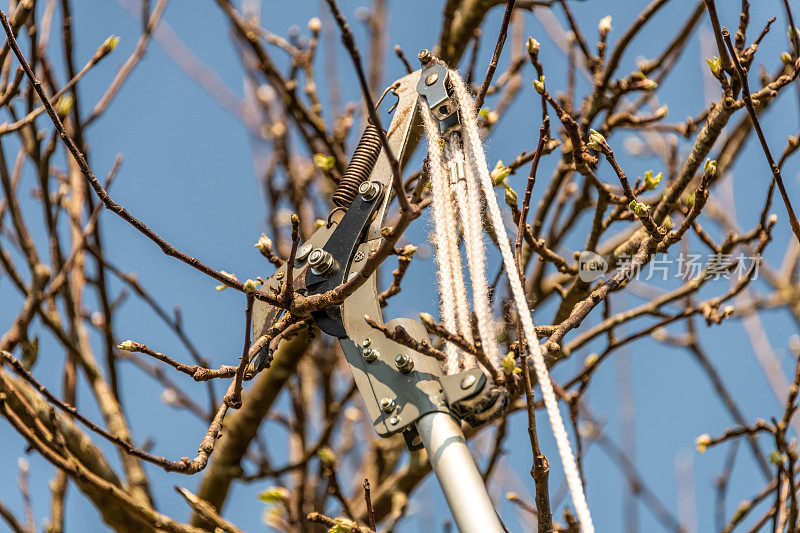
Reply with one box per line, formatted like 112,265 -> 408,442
1,0 -> 799,531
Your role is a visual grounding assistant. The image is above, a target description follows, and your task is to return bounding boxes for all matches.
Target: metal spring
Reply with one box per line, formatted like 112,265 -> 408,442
332,124 -> 383,208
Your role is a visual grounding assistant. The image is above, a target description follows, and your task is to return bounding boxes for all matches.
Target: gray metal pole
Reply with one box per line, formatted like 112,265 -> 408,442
416,411 -> 505,533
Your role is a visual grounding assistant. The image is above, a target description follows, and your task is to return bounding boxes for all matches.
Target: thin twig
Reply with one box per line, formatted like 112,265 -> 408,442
224,291 -> 255,408
394,45 -> 413,74
363,479 -> 376,531
722,27 -> 800,245
119,342 -> 238,382
474,0 -> 515,112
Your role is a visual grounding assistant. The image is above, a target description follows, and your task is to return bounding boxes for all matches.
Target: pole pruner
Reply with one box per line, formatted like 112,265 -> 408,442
250,51 -> 508,533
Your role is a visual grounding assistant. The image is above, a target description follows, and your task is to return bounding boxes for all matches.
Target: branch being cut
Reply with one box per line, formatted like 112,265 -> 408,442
363,315 -> 446,361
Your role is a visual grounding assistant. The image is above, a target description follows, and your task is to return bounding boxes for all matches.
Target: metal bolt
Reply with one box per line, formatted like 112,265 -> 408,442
425,72 -> 439,86
353,251 -> 365,262
274,270 -> 284,280
389,416 -> 400,426
358,181 -> 381,201
296,242 -> 313,262
362,338 -> 372,348
395,354 -> 414,373
460,374 -> 477,390
418,49 -> 431,64
362,346 -> 378,363
308,248 -> 334,275
379,397 -> 396,412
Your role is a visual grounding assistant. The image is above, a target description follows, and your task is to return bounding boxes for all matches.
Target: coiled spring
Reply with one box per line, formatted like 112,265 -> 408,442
332,124 -> 383,208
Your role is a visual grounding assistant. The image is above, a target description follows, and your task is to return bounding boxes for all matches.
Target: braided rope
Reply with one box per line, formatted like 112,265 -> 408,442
447,138 -> 500,369
448,71 -> 594,532
421,106 -> 462,372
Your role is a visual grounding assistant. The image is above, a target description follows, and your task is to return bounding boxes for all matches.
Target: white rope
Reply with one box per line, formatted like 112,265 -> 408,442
444,161 -> 473,355
425,104 -> 501,374
447,138 -> 500,369
422,106 -> 462,372
449,71 -> 595,533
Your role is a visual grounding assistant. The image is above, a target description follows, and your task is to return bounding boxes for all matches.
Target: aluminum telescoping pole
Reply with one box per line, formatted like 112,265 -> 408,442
416,411 -> 505,533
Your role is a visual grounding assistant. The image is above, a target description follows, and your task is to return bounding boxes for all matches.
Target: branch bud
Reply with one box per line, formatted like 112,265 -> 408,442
644,170 -> 662,190
313,153 -> 335,171
56,94 -> 74,117
532,75 -> 545,94
329,519 -> 358,533
628,200 -> 649,217
419,312 -> 435,327
770,449 -> 787,465
526,36 -> 540,56
637,78 -> 658,91
705,56 -> 722,77
695,434 -> 711,454
598,15 -> 612,36
317,447 -> 336,467
703,158 -> 717,177
401,244 -> 417,258
504,185 -> 518,207
479,107 -> 498,124
254,233 -> 272,253
243,279 -> 259,293
100,35 -> 120,55
258,486 -> 289,504
502,353 -> 519,375
587,129 -> 606,151
308,17 -> 321,32
490,160 -> 511,185
117,340 -> 137,352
